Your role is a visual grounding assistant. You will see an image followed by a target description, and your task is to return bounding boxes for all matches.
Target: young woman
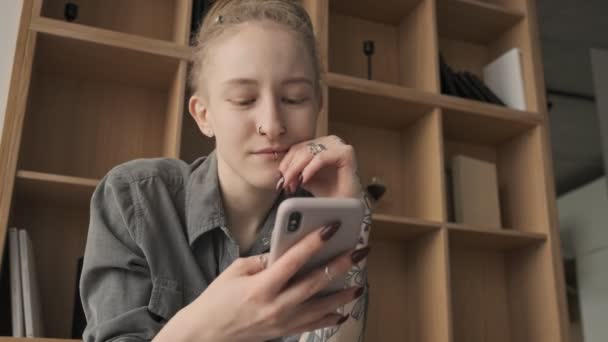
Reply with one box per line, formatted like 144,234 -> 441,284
80,1 -> 372,341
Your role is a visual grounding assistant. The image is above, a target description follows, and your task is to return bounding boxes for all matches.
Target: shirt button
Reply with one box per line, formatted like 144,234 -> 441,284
262,237 -> 270,246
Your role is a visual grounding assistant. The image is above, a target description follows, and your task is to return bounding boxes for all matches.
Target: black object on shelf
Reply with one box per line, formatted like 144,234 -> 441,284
363,40 -> 375,80
439,52 -> 506,106
365,177 -> 386,202
64,2 -> 78,22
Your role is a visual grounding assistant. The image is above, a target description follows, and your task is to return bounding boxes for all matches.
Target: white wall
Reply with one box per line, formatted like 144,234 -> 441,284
557,48 -> 608,342
0,0 -> 24,136
558,177 -> 608,342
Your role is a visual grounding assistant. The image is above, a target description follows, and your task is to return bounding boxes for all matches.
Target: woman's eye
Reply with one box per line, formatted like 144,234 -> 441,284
232,99 -> 256,106
283,97 -> 309,105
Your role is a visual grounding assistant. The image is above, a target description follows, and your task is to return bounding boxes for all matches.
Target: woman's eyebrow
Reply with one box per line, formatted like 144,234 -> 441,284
222,78 -> 258,86
282,77 -> 313,87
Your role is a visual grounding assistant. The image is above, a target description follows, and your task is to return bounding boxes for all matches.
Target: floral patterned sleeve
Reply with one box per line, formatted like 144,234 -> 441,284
298,191 -> 373,342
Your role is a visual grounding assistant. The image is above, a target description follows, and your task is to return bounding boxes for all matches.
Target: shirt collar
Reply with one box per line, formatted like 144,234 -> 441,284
185,150 -> 306,250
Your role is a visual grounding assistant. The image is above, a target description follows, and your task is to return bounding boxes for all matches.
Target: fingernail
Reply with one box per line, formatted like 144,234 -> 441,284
354,286 -> 364,299
337,315 -> 349,325
320,222 -> 341,241
298,173 -> 303,185
275,176 -> 285,190
351,247 -> 371,264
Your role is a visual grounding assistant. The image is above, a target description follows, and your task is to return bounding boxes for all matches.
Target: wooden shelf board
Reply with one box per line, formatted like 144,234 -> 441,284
447,222 -> 546,251
326,72 -> 542,141
437,0 -> 525,44
30,19 -> 183,90
15,170 -> 99,205
330,0 -> 422,25
30,17 -> 191,60
326,72 -> 436,128
440,96 -> 542,145
371,214 -> 441,241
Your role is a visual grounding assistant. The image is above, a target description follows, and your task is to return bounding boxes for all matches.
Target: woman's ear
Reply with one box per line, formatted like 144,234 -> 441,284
189,94 -> 214,138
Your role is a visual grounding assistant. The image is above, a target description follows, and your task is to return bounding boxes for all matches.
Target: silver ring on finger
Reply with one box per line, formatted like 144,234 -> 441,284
324,265 -> 334,282
307,142 -> 327,156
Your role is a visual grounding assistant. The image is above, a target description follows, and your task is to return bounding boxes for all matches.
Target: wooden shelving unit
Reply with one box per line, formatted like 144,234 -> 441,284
0,0 -> 569,341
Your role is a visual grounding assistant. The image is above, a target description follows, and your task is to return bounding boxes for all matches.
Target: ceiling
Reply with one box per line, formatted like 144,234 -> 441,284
537,0 -> 608,195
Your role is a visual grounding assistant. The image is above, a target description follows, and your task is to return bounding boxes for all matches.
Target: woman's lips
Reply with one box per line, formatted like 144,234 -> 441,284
253,150 -> 287,160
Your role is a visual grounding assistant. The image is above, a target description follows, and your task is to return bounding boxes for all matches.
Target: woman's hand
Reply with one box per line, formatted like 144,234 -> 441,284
278,135 -> 362,199
154,223 -> 370,342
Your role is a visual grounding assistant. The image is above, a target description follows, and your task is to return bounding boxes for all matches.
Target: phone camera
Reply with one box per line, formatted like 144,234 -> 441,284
287,212 -> 302,232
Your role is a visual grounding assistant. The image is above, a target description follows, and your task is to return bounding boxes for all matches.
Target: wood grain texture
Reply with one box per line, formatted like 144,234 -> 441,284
447,222 -> 546,251
330,0 -> 422,25
41,0 -> 179,42
15,170 -> 98,207
0,0 -> 36,268
366,230 -> 451,342
436,0 -> 524,44
19,73 -> 169,179
164,61 -> 188,158
30,17 -> 192,61
450,246 -> 512,342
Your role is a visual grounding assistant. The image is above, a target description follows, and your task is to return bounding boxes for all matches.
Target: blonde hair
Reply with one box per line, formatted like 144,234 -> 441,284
189,0 -> 322,97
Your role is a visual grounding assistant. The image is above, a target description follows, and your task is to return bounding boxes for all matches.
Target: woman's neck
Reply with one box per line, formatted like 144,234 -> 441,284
216,156 -> 279,251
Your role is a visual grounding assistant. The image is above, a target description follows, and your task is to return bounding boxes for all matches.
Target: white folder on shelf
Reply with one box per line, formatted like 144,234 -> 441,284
483,48 -> 527,111
19,229 -> 45,337
9,227 -> 24,337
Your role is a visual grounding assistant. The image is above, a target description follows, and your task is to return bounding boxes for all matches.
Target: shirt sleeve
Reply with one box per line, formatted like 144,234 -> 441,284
80,168 -> 164,342
298,191 -> 372,342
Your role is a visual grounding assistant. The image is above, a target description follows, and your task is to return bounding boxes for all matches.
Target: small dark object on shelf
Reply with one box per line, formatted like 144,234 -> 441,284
64,2 -> 78,22
363,40 -> 375,80
366,177 -> 386,202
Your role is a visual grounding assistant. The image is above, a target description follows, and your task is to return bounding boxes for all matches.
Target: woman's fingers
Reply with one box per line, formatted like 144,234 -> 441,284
284,312 -> 349,337
225,253 -> 269,277
285,285 -> 362,331
261,223 -> 340,294
276,246 -> 369,308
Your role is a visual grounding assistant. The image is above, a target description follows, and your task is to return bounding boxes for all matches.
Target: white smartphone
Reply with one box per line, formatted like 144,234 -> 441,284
267,197 -> 365,297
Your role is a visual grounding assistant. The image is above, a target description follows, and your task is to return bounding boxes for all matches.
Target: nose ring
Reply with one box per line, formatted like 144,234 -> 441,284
258,126 -> 265,135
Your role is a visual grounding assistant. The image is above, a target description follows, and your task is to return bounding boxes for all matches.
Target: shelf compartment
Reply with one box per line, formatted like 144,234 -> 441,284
39,0 -> 191,44
329,0 -> 437,91
18,31 -> 187,179
436,0 -> 535,111
436,0 -> 524,45
330,109 -> 444,221
447,222 -> 546,251
14,170 -> 98,206
366,229 -> 450,342
442,115 -> 549,233
448,239 -> 562,342
7,197 -> 90,338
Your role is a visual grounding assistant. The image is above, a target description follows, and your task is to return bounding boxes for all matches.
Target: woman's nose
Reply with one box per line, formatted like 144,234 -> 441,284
257,99 -> 286,138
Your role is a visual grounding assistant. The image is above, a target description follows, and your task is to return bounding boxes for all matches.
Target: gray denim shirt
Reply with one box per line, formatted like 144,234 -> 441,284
80,150 -> 342,342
